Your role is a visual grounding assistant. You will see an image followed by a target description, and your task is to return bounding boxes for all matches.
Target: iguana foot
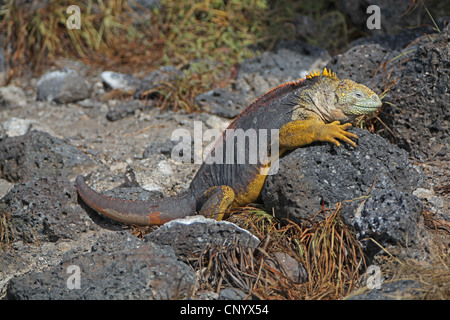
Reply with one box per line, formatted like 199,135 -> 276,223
198,185 -> 235,220
321,121 -> 358,147
279,118 -> 358,149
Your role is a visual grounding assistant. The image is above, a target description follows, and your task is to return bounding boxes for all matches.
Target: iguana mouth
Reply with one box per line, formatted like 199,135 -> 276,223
354,97 -> 382,113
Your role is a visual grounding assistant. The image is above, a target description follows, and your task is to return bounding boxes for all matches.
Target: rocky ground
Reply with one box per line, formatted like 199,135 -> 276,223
0,21 -> 448,300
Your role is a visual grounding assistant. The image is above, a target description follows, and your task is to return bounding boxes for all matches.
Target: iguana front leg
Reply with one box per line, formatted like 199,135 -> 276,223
279,118 -> 358,149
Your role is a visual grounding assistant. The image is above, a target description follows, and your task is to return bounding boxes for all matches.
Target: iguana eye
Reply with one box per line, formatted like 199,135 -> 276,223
354,91 -> 364,98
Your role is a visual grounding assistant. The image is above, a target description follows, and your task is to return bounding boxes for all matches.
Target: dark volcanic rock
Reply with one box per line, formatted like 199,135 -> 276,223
378,25 -> 450,160
6,233 -> 196,300
262,128 -> 425,254
195,88 -> 248,119
106,100 -> 144,121
145,215 -> 260,261
348,279 -> 424,300
326,43 -> 396,95
134,66 -> 181,100
329,25 -> 449,161
0,176 -> 95,243
0,130 -> 96,183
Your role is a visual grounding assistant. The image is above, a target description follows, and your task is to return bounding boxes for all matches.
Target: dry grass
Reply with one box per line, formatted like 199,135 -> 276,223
383,256 -> 449,299
346,236 -> 449,300
0,0 -> 268,111
0,0 -> 164,76
192,204 -> 450,300
0,209 -> 15,247
193,204 -> 366,299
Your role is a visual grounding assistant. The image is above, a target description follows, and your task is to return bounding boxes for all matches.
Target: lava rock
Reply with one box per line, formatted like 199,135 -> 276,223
195,88 -> 248,119
378,25 -> 450,160
0,176 -> 95,243
347,279 -> 423,300
145,215 -> 260,260
143,136 -> 194,160
266,252 -> 308,284
134,66 -> 181,100
236,42 -> 330,101
262,128 -> 424,254
36,68 -> 91,103
106,100 -> 144,121
0,130 -> 96,183
6,233 -> 196,300
326,43 -> 396,94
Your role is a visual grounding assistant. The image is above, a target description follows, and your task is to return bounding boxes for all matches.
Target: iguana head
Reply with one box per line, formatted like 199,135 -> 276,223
334,78 -> 382,119
305,69 -> 382,122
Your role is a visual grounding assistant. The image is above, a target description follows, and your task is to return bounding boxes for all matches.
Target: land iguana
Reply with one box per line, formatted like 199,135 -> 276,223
76,68 -> 382,226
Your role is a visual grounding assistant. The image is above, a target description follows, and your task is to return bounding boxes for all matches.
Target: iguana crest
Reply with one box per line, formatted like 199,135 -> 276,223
305,68 -> 338,80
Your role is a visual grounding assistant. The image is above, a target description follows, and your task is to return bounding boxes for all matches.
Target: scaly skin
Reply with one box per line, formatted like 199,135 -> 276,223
76,68 -> 382,226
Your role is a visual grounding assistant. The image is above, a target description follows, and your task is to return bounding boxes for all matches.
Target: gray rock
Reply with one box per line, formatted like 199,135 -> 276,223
236,42 -> 330,101
262,128 -> 424,254
101,71 -> 137,91
106,100 -> 144,121
328,26 -> 449,162
143,136 -> 194,160
134,66 -> 181,100
326,43 -> 397,95
0,130 -> 96,183
145,215 -> 260,260
349,25 -> 442,51
218,287 -> 248,300
377,25 -> 450,160
347,279 -> 423,300
36,68 -> 91,103
195,88 -> 248,119
0,86 -> 27,109
6,233 -> 196,300
0,176 -> 95,243
266,252 -> 308,284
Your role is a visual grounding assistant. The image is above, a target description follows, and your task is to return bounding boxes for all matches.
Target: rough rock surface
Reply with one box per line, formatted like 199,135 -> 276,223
106,100 -> 145,122
134,66 -> 181,100
0,176 -> 95,243
379,25 -> 449,160
36,68 -> 91,103
235,41 -> 331,102
262,128 -> 425,256
6,233 -> 196,300
195,88 -> 248,119
347,280 -> 424,300
146,215 -> 260,260
0,130 -> 97,183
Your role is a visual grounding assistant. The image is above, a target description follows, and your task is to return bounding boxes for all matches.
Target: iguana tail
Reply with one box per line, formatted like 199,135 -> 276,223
75,175 -> 196,226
